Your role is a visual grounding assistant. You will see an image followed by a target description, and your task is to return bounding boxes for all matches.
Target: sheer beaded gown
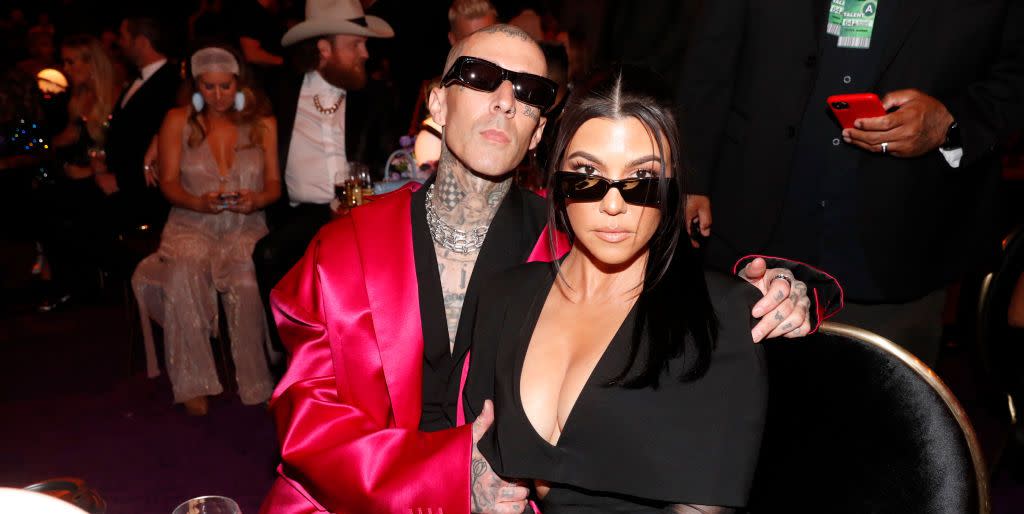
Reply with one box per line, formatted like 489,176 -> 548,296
468,262 -> 768,514
133,123 -> 274,405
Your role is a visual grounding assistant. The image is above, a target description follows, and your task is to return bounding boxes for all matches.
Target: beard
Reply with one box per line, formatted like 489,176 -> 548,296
320,59 -> 367,91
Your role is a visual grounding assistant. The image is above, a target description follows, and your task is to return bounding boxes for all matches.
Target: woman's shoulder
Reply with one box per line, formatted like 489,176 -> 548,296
163,106 -> 191,127
703,270 -> 761,351
704,270 -> 761,312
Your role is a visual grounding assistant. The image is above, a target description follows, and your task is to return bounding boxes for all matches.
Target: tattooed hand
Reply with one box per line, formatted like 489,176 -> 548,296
738,258 -> 812,342
471,400 -> 529,514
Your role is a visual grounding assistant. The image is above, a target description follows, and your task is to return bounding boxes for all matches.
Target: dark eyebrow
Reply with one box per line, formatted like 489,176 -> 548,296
626,155 -> 664,168
565,150 -> 604,166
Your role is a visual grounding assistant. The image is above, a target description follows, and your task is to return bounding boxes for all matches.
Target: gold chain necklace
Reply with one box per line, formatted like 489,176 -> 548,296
313,93 -> 345,115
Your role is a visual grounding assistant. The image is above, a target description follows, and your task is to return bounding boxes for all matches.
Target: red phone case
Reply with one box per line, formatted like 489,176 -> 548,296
827,93 -> 887,129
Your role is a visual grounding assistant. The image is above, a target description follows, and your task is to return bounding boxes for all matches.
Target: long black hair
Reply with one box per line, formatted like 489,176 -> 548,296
546,64 -> 718,388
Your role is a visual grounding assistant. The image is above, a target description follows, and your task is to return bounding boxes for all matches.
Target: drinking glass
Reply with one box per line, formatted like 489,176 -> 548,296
334,170 -> 349,206
171,495 -> 241,514
346,162 -> 373,206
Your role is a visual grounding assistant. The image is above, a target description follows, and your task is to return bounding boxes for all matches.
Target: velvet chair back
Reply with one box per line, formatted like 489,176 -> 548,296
748,322 -> 988,513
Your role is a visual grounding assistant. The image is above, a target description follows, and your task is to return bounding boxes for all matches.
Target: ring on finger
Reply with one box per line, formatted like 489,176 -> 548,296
881,141 -> 889,154
771,273 -> 794,287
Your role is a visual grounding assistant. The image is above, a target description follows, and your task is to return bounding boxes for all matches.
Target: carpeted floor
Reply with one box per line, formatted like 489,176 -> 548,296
0,240 -> 278,513
0,301 -> 279,513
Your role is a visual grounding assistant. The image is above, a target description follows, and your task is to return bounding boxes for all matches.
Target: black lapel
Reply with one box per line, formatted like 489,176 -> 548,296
812,0 -> 830,52
410,175 -> 452,372
450,185 -> 528,365
869,0 -> 926,87
112,88 -> 128,117
122,62 -> 173,112
441,185 -> 532,423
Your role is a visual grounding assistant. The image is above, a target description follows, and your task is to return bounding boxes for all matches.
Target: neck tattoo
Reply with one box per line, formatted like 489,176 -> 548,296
427,144 -> 513,253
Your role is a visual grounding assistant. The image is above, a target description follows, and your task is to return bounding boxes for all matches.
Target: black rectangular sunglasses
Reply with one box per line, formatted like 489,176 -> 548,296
441,56 -> 558,111
554,171 -> 664,207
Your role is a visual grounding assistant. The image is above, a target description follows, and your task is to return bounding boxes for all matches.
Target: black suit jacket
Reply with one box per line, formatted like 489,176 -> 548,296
267,71 -> 400,199
680,0 -> 1023,301
104,60 -> 180,226
106,61 -> 180,196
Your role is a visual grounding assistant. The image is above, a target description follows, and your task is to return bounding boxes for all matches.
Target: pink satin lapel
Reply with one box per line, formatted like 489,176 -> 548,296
456,351 -> 470,426
527,225 -> 571,263
259,467 -> 326,513
351,190 -> 424,429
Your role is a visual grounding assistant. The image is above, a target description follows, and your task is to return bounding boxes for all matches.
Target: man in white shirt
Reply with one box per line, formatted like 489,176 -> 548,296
253,0 -> 395,324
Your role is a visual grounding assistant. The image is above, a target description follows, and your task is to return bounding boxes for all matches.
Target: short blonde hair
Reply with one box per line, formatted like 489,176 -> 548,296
448,0 -> 498,26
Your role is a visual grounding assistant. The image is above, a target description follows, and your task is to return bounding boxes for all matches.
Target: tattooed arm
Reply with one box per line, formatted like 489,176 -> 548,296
472,400 -> 529,513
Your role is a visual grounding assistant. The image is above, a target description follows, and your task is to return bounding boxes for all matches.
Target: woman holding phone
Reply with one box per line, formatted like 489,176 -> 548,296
468,65 -> 768,513
132,45 -> 279,415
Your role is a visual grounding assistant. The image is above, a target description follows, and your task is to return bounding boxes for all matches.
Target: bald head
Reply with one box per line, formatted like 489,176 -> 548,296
443,23 -> 546,78
428,23 -> 549,179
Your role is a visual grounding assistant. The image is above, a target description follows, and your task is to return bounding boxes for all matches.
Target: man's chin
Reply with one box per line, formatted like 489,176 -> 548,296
465,160 -> 517,180
321,68 -> 366,91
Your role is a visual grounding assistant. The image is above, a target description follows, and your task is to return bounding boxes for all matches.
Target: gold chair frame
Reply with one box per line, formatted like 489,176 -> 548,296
820,322 -> 990,514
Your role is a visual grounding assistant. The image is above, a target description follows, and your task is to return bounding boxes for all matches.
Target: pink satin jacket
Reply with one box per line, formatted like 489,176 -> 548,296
259,185 -> 567,514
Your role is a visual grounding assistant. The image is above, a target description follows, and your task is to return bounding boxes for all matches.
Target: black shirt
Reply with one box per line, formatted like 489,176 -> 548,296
413,180 -> 549,432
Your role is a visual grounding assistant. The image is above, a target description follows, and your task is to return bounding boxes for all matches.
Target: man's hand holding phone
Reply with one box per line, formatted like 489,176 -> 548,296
835,89 -> 954,157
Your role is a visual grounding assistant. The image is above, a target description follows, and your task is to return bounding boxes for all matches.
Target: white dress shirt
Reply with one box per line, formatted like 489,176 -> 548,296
939,147 -> 963,168
120,58 -> 167,108
285,71 -> 348,205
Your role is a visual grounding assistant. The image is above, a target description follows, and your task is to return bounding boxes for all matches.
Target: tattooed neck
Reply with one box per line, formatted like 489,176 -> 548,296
431,144 -> 512,230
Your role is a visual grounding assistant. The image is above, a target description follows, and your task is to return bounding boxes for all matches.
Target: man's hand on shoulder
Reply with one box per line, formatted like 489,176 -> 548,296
685,194 -> 712,248
471,400 -> 529,514
738,258 -> 812,342
842,88 -> 954,157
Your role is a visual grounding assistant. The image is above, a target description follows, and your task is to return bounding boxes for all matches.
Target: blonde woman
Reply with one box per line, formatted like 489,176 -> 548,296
54,34 -> 121,182
132,46 -> 280,415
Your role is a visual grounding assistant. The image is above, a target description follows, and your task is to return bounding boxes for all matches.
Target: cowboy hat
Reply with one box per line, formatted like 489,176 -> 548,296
282,0 -> 394,47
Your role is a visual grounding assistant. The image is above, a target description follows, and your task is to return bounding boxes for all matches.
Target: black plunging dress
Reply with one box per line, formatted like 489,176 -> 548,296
465,262 -> 768,513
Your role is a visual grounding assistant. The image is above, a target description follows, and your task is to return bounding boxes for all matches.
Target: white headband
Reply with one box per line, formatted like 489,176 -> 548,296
190,47 -> 240,78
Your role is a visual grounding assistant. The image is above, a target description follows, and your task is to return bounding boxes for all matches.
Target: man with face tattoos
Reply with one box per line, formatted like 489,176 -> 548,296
260,23 -> 842,514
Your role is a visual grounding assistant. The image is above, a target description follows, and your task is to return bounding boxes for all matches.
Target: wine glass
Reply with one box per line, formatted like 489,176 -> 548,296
171,495 -> 241,514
